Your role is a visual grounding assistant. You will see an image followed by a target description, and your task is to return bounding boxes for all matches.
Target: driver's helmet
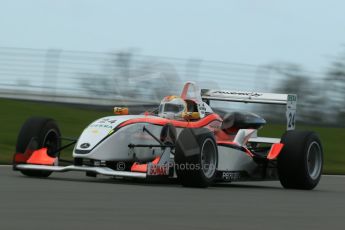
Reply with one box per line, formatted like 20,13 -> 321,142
158,95 -> 187,119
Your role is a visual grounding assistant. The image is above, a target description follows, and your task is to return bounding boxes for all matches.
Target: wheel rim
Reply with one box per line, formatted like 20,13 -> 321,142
307,141 -> 322,180
200,138 -> 217,179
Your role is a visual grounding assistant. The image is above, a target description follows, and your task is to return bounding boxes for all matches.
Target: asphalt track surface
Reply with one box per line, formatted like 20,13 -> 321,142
1,166 -> 344,230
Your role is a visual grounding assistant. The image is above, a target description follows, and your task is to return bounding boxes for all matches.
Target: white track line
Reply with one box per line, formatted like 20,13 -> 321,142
323,174 -> 345,178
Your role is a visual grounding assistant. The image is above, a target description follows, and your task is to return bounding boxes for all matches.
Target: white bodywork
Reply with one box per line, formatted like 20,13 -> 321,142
73,115 -> 169,161
217,146 -> 257,172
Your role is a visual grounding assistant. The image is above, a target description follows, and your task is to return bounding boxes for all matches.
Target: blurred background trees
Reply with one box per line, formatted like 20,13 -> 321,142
0,46 -> 344,126
326,52 -> 345,125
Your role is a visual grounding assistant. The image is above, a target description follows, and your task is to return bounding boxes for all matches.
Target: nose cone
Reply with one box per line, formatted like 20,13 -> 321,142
74,115 -> 145,153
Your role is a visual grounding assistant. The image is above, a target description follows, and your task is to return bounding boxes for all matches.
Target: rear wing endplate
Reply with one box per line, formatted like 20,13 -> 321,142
201,89 -> 297,130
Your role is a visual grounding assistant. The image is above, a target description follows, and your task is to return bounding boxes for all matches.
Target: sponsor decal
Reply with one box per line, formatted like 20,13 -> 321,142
147,164 -> 169,176
89,118 -> 118,129
222,171 -> 241,181
212,90 -> 263,97
80,143 -> 91,149
89,124 -> 113,129
286,94 -> 297,130
288,94 -> 297,102
98,118 -> 117,124
198,103 -> 206,117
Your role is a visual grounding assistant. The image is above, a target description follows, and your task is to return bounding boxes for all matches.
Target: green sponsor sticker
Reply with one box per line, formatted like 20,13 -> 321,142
288,95 -> 297,102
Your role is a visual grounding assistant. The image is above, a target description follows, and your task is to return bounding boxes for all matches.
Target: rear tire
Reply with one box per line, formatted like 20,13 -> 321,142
278,130 -> 323,190
175,128 -> 218,188
15,117 -> 61,177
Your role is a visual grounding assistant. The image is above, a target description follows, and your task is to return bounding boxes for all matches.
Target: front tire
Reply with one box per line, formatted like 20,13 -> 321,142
175,128 -> 218,188
15,117 -> 61,177
278,130 -> 323,190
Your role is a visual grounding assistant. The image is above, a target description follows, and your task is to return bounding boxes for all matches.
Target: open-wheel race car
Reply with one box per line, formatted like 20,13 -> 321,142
13,82 -> 323,189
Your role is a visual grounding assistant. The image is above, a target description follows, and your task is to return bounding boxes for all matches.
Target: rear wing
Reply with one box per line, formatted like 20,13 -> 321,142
201,89 -> 297,130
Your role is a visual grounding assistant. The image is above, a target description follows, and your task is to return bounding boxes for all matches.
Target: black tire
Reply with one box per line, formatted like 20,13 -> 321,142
175,128 -> 218,188
278,130 -> 323,190
15,117 -> 61,177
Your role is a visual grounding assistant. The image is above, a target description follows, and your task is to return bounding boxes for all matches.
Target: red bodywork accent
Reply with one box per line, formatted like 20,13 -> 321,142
118,114 -> 222,129
215,130 -> 234,142
14,151 -> 32,164
180,82 -> 194,99
130,163 -> 147,173
217,140 -> 238,146
267,143 -> 284,160
14,148 -> 56,165
217,141 -> 254,157
131,157 -> 160,173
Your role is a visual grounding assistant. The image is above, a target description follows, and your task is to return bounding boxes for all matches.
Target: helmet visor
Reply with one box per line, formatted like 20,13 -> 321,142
163,103 -> 185,113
